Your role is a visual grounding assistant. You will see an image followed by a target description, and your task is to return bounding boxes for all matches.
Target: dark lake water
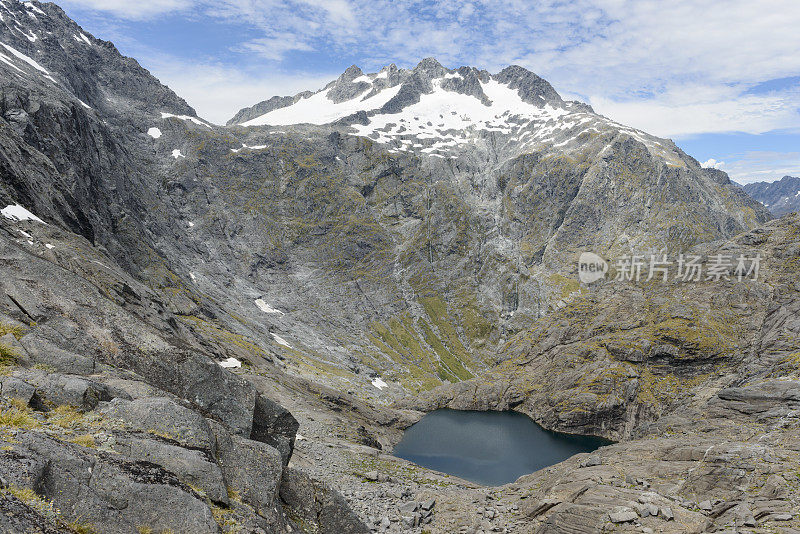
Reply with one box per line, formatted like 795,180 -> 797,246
393,409 -> 609,486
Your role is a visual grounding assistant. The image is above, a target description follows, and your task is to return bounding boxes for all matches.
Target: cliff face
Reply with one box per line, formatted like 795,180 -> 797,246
1,1 -> 798,533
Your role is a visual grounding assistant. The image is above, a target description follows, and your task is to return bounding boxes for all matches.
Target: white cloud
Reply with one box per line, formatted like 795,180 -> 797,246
702,159 -> 725,170
62,0 -> 800,138
61,0 -> 192,19
144,57 -> 337,124
589,84 -> 800,138
714,151 -> 800,184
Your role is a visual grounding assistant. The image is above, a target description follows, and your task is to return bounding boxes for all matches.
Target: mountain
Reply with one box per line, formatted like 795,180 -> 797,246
1,2 -> 798,533
743,175 -> 800,216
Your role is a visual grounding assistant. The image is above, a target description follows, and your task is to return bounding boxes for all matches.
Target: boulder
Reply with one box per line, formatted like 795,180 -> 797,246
19,371 -> 114,411
111,434 -> 229,504
2,432 -> 219,533
609,507 -> 638,523
209,420 -> 285,528
105,346 -> 258,438
280,467 -> 370,534
0,376 -> 37,406
100,397 -> 214,451
250,393 -> 299,464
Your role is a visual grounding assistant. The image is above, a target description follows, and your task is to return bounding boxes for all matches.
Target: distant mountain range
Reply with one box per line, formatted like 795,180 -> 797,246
743,175 -> 800,216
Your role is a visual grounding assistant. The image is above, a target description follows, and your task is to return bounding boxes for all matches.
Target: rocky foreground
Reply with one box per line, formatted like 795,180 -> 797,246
1,205 -> 798,534
0,1 -> 798,533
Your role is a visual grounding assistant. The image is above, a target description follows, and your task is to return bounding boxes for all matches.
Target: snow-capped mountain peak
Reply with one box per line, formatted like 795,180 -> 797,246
229,60 -> 601,158
228,59 -> 686,163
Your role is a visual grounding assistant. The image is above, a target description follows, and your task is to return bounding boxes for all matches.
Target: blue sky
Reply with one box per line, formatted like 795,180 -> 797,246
57,0 -> 800,184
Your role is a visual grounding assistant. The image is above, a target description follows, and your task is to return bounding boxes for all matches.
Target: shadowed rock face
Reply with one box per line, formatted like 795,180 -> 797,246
0,1 -> 797,533
743,175 -> 800,216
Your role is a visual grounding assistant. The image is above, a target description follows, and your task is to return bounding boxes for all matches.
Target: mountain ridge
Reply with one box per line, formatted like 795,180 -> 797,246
743,175 -> 800,216
1,3 -> 798,533
227,58 -> 582,127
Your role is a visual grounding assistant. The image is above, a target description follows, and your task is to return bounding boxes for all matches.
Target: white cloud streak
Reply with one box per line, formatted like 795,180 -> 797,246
716,151 -> 800,184
61,0 -> 800,138
61,0 -> 193,19
145,59 -> 337,124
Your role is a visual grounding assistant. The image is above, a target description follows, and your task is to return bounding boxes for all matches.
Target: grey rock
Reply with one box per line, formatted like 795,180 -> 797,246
1,283 -> 46,322
280,467 -> 370,534
19,370 -> 112,411
210,421 -> 283,522
609,508 -> 638,523
0,492 -> 66,533
2,431 -> 218,533
110,434 -> 229,504
250,393 -> 299,464
398,501 -> 418,513
0,376 -> 37,406
101,397 -> 214,450
18,334 -> 95,375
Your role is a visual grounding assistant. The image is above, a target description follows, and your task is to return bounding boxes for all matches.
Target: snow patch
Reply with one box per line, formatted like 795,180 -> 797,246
160,112 -> 211,128
171,149 -> 185,159
24,2 -> 45,16
271,332 -> 292,348
243,85 -> 403,127
77,99 -> 90,109
147,127 -> 162,139
218,357 -> 241,368
231,144 -> 267,153
371,377 -> 388,390
187,221 -> 195,227
0,52 -> 24,73
2,204 -> 45,223
45,243 -> 54,249
349,79 -> 569,156
255,299 -> 284,315
0,41 -> 48,73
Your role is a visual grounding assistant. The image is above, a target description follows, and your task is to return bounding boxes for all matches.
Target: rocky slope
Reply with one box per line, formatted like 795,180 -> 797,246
0,1 -> 797,533
0,0 -> 771,400
744,175 -> 800,216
